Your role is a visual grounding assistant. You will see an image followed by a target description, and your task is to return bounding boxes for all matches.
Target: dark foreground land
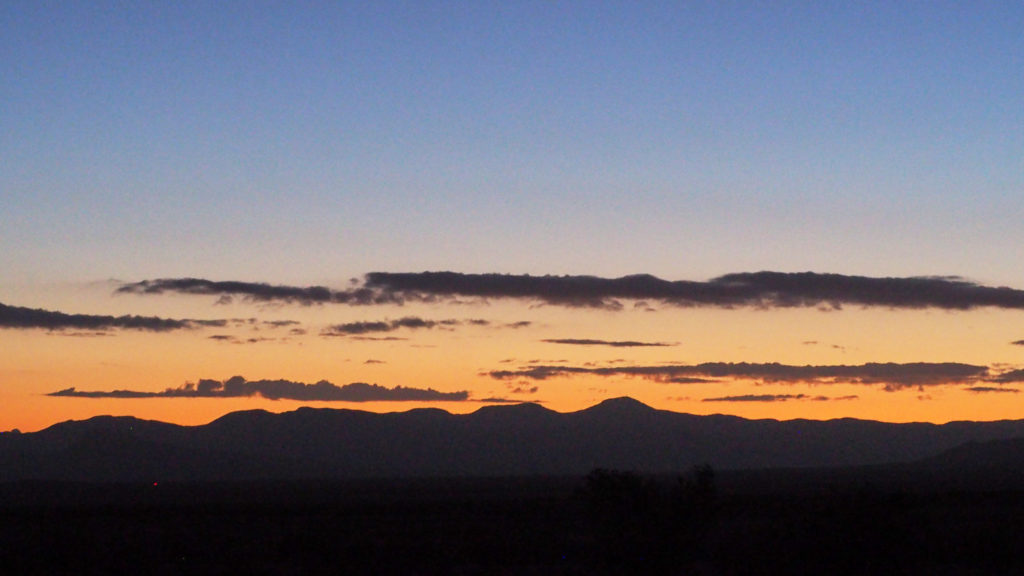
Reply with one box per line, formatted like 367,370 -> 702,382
2,468 -> 1023,575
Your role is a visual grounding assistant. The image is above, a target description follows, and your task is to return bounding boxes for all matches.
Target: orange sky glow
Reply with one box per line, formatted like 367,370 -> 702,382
3,281 -> 1023,432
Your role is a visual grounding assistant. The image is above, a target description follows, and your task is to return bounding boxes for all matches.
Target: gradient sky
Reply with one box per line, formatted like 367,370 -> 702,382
3,2 -> 1024,431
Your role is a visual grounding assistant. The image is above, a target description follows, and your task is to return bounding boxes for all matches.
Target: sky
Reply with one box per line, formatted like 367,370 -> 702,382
3,1 -> 1024,432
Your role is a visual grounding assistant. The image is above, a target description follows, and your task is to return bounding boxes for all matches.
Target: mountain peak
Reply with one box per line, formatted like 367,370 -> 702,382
470,402 -> 554,418
585,396 -> 655,414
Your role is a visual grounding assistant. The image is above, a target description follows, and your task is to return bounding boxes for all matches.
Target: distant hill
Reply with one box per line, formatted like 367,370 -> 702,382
3,397 -> 1024,482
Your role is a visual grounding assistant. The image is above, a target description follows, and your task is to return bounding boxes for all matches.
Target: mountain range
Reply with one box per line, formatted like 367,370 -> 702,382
4,397 -> 1024,483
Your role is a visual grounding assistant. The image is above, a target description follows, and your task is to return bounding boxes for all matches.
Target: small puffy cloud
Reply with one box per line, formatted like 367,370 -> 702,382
47,376 -> 469,402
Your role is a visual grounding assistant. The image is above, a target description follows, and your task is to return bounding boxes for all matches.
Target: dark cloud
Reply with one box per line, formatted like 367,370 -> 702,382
702,394 -> 854,402
320,316 -> 480,336
0,302 -> 222,332
264,319 -> 300,327
1012,340 -> 1024,346
541,338 -> 676,348
323,320 -> 390,335
362,271 -> 1024,311
488,362 -> 989,391
116,278 -> 397,305
47,388 -> 158,399
987,368 -> 1024,383
666,377 -> 717,384
965,386 -> 1019,394
702,394 -> 824,402
121,271 -> 1024,311
47,376 -> 469,402
222,318 -> 301,330
208,335 -> 277,345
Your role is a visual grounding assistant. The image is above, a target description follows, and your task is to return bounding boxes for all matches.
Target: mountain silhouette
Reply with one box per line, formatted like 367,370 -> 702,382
924,437 -> 1024,469
4,398 -> 1024,482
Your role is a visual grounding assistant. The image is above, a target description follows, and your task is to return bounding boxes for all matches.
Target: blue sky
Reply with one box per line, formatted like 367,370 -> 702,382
5,2 -> 1023,285
4,2 -> 1024,430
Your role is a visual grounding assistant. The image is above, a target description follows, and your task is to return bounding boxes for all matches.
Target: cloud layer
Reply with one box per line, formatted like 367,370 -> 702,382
116,278 -> 395,305
321,316 -> 487,336
119,271 -> 1024,311
489,362 -> 992,391
0,302 -> 223,332
48,376 -> 469,402
541,338 -> 675,347
703,394 -> 832,402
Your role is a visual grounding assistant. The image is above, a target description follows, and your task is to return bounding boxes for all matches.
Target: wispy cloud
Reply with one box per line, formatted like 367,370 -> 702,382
364,271 -> 1024,310
702,394 -> 832,402
541,338 -> 676,347
986,369 -> 1024,383
489,362 -> 991,391
320,316 -> 528,336
320,316 -> 491,336
208,335 -> 279,345
0,302 -> 223,332
47,376 -> 469,402
964,386 -> 1019,394
322,317 -> 454,336
119,271 -> 1024,311
116,278 -> 396,305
